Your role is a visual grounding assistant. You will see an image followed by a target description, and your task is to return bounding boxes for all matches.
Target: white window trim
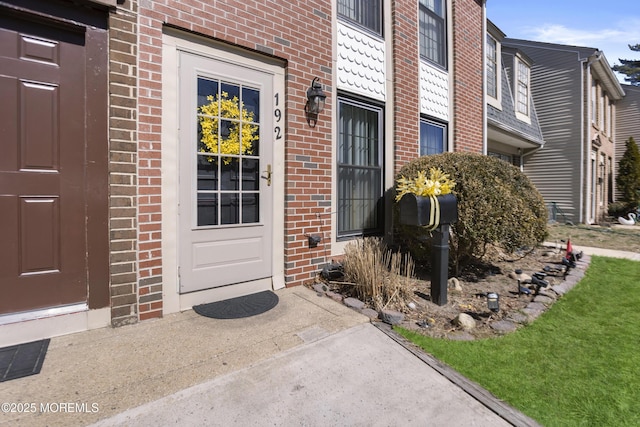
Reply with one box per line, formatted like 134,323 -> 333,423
337,0 -> 383,37
514,56 -> 531,124
486,33 -> 502,110
591,80 -> 597,124
336,96 -> 385,239
418,0 -> 447,69
419,117 -> 448,156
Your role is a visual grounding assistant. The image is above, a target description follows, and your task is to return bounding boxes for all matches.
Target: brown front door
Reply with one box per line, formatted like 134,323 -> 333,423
0,11 -> 107,315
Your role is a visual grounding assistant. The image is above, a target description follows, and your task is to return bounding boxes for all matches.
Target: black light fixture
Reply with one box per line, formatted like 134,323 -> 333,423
305,77 -> 327,124
486,292 -> 500,312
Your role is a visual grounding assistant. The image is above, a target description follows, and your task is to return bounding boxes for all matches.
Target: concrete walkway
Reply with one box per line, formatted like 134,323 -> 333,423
544,241 -> 640,261
4,246 -> 636,427
0,286 -> 537,427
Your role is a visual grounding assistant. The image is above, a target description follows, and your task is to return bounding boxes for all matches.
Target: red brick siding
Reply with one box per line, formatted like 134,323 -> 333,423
136,0 -> 333,306
393,1 -> 421,174
451,0 -> 484,152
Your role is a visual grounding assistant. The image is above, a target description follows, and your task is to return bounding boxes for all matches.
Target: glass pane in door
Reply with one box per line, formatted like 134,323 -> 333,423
196,77 -> 261,226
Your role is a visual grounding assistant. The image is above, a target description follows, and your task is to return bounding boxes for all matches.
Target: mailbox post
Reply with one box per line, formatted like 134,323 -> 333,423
430,224 -> 450,305
398,193 -> 458,306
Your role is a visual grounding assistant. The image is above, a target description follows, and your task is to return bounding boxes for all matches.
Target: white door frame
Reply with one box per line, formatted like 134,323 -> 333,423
161,30 -> 285,314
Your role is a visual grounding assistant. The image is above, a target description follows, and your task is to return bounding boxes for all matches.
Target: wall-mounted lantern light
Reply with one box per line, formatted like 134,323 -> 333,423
305,77 -> 326,127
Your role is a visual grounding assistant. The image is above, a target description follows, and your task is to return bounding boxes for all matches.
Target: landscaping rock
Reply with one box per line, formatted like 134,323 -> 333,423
312,283 -> 327,295
325,291 -> 343,303
506,311 -> 529,324
446,331 -> 475,341
533,294 -> 555,305
522,302 -> 546,320
526,301 -> 547,312
343,297 -> 365,310
508,271 -> 532,282
361,308 -> 379,319
448,277 -> 462,292
490,320 -> 517,333
379,309 -> 404,325
452,313 -> 476,330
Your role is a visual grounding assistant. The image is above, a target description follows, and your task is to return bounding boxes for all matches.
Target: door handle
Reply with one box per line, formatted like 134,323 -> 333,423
262,164 -> 272,186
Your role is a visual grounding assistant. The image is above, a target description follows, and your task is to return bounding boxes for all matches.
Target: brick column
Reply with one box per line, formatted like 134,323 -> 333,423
109,1 -> 140,326
452,0 -> 484,152
392,0 -> 421,173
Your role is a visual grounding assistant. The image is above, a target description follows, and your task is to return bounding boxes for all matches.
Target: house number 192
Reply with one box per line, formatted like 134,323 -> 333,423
274,93 -> 282,140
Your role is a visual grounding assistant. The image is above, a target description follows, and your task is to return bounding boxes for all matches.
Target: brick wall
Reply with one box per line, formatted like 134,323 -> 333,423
109,1 -> 139,326
134,0 -> 334,312
117,0 -> 487,321
392,0 -> 421,174
452,0 -> 484,152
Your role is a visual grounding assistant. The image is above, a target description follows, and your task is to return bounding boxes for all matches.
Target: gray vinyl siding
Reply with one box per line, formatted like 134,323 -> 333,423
615,85 -> 640,200
487,50 -> 544,147
504,40 -> 589,224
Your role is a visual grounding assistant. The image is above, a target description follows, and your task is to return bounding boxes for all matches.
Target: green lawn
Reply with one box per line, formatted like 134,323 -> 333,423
397,257 -> 640,427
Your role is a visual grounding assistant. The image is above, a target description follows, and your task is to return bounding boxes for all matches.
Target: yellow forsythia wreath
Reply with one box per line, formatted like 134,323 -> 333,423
198,92 -> 259,162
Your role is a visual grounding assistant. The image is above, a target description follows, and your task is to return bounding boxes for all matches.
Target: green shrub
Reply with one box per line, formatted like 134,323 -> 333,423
616,137 -> 640,206
394,152 -> 548,273
607,201 -> 635,218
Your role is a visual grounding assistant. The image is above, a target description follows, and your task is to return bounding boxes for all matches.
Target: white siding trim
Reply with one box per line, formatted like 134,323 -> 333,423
420,61 -> 449,121
337,22 -> 386,101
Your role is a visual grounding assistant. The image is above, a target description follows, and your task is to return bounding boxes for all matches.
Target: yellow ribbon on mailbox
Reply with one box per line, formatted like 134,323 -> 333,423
426,195 -> 441,231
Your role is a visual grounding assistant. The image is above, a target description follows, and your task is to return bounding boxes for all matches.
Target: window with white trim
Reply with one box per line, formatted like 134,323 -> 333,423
338,0 -> 382,35
487,34 -> 498,99
606,100 -> 613,136
419,0 -> 446,68
337,97 -> 384,238
516,59 -> 529,117
599,91 -> 605,130
591,80 -> 597,123
419,118 -> 447,156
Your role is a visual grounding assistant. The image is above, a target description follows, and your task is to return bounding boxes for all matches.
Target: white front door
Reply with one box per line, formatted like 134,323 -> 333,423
178,52 -> 273,293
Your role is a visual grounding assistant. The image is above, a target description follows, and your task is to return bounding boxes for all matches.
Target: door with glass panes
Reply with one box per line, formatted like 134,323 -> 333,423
178,52 -> 273,293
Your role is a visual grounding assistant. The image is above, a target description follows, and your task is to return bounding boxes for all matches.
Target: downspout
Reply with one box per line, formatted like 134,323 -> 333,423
481,2 -> 487,155
582,51 -> 603,224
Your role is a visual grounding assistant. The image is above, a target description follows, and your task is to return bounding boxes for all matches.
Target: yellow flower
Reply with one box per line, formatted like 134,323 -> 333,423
198,92 -> 259,163
396,167 -> 456,201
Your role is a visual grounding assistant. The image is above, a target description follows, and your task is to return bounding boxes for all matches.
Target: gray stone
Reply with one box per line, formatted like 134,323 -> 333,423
526,302 -> 547,312
361,308 -> 379,319
448,277 -> 462,292
343,297 -> 365,310
379,309 -> 405,325
506,312 -> 529,324
508,271 -> 532,282
325,291 -> 343,303
533,294 -> 555,305
312,283 -> 327,294
452,313 -> 476,330
522,310 -> 542,321
446,331 -> 475,341
490,320 -> 517,333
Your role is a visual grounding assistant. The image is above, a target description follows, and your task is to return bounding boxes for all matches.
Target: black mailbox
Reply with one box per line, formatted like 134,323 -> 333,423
398,193 -> 458,228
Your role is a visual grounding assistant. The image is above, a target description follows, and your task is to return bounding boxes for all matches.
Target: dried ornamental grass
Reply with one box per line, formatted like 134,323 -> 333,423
342,237 -> 415,311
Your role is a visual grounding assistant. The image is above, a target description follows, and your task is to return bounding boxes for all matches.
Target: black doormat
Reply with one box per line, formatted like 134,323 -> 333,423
0,339 -> 50,382
193,290 -> 279,319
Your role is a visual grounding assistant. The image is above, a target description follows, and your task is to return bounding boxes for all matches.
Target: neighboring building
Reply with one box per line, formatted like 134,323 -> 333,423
502,39 -> 625,225
615,84 -> 640,201
0,0 -> 486,346
485,21 -> 545,167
